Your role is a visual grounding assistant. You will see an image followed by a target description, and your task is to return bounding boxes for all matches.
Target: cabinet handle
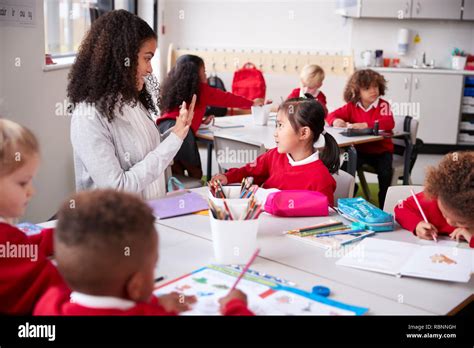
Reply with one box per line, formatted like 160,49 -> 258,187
414,78 -> 419,89
404,77 -> 408,89
405,2 -> 410,16
416,2 -> 421,15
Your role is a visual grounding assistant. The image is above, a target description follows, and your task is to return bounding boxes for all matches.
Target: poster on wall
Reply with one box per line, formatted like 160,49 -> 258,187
0,0 -> 36,27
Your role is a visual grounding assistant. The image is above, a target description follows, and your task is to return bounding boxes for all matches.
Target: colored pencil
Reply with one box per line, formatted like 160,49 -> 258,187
228,248 -> 260,293
410,189 -> 437,242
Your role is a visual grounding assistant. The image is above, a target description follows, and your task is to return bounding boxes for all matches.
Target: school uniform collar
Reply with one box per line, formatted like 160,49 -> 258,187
356,97 -> 380,112
287,151 -> 319,166
70,291 -> 136,310
299,88 -> 320,99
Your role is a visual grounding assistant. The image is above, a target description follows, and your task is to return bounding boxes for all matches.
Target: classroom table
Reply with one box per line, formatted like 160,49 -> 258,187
153,187 -> 474,316
196,114 -> 410,182
38,220 -> 430,315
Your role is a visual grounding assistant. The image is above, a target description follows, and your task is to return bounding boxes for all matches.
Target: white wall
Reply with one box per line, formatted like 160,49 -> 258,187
158,0 -> 354,111
0,1 -> 75,223
159,0 -> 474,110
352,18 -> 474,69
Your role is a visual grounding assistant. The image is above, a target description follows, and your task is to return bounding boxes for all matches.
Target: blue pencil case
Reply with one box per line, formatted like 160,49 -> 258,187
336,197 -> 394,232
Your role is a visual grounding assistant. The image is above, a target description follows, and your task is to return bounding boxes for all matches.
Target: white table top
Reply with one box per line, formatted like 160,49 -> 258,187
39,220 -> 429,314
154,187 -> 474,315
197,114 -> 385,149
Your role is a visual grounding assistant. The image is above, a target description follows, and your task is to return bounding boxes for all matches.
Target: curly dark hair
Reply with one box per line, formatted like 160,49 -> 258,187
68,10 -> 158,122
425,151 -> 474,221
55,189 -> 156,293
343,69 -> 387,103
159,54 -> 204,113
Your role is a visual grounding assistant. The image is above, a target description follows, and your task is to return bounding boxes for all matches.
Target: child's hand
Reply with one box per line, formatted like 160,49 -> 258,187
349,122 -> 369,129
332,119 -> 347,128
415,221 -> 439,240
218,289 -> 248,313
210,174 -> 228,185
157,292 -> 197,313
449,228 -> 473,244
202,115 -> 215,125
252,98 -> 272,106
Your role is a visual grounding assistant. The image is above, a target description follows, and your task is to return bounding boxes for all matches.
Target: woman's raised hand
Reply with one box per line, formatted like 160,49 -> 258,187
172,94 -> 196,140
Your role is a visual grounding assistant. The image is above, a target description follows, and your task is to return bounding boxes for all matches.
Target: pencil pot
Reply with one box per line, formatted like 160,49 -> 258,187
208,186 -> 252,208
210,214 -> 259,264
251,104 -> 271,126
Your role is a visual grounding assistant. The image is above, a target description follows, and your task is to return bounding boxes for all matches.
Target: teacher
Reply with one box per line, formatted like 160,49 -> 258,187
68,10 -> 194,199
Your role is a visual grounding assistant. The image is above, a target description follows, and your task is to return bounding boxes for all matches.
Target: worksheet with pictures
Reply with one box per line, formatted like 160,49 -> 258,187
154,265 -> 368,315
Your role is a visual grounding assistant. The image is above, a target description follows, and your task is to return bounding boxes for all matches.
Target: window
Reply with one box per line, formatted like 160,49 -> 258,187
44,0 -> 137,60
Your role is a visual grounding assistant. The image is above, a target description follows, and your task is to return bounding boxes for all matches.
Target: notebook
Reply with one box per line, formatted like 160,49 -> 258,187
336,238 -> 473,283
154,265 -> 368,315
147,191 -> 208,219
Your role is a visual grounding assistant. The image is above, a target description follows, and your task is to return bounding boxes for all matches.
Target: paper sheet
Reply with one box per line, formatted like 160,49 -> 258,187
154,267 -> 361,315
401,246 -> 472,283
336,238 -> 418,275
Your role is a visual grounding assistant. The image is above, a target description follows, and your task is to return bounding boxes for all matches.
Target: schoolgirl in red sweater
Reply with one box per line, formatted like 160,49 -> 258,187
211,96 -> 339,206
157,54 -> 265,179
327,69 -> 395,208
0,119 -> 65,315
395,152 -> 474,247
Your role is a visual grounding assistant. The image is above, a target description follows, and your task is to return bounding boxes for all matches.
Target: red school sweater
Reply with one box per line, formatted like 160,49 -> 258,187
326,98 -> 395,154
0,223 -> 67,314
224,148 -> 336,206
286,88 -> 328,115
157,82 -> 254,134
394,191 -> 474,248
34,286 -> 254,316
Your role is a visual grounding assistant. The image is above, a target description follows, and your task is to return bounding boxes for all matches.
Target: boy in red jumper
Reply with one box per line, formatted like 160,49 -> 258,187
327,69 -> 395,208
286,64 -> 328,115
34,189 -> 253,316
211,96 -> 340,206
395,152 -> 474,247
0,118 -> 65,315
157,54 -> 265,179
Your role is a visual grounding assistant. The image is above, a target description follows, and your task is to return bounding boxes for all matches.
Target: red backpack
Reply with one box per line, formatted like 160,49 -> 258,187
232,63 -> 266,100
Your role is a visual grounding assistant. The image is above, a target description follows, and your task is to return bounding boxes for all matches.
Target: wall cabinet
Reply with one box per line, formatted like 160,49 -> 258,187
339,0 -> 464,20
382,71 -> 463,145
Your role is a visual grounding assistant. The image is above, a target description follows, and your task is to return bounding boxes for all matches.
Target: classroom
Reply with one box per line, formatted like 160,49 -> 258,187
0,0 -> 473,344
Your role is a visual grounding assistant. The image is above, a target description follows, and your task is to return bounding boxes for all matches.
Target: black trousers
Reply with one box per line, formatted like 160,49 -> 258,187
356,151 -> 393,209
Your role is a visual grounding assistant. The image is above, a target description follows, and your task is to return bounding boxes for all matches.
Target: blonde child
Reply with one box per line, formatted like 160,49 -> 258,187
287,64 -> 328,115
0,118 -> 65,314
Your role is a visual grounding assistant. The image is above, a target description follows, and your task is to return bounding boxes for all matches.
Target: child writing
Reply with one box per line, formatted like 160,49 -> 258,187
0,118 -> 65,314
158,54 -> 266,179
326,69 -> 395,208
34,189 -> 253,315
211,96 -> 340,206
395,151 -> 474,247
286,64 -> 328,115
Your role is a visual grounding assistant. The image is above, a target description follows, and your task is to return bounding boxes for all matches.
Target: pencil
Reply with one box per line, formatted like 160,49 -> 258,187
228,248 -> 260,293
223,200 -> 234,220
410,189 -> 437,242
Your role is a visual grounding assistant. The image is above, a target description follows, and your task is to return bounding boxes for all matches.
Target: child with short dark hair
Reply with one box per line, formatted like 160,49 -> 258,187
395,152 -> 474,247
327,69 -> 395,208
34,189 -> 253,315
211,96 -> 339,206
0,118 -> 65,315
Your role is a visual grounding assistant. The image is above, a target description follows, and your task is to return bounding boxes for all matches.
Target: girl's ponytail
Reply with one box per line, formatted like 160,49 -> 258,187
318,131 -> 340,174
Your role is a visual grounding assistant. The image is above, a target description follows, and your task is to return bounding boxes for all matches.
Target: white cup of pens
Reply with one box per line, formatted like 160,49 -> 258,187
208,178 -> 263,264
251,104 -> 271,126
